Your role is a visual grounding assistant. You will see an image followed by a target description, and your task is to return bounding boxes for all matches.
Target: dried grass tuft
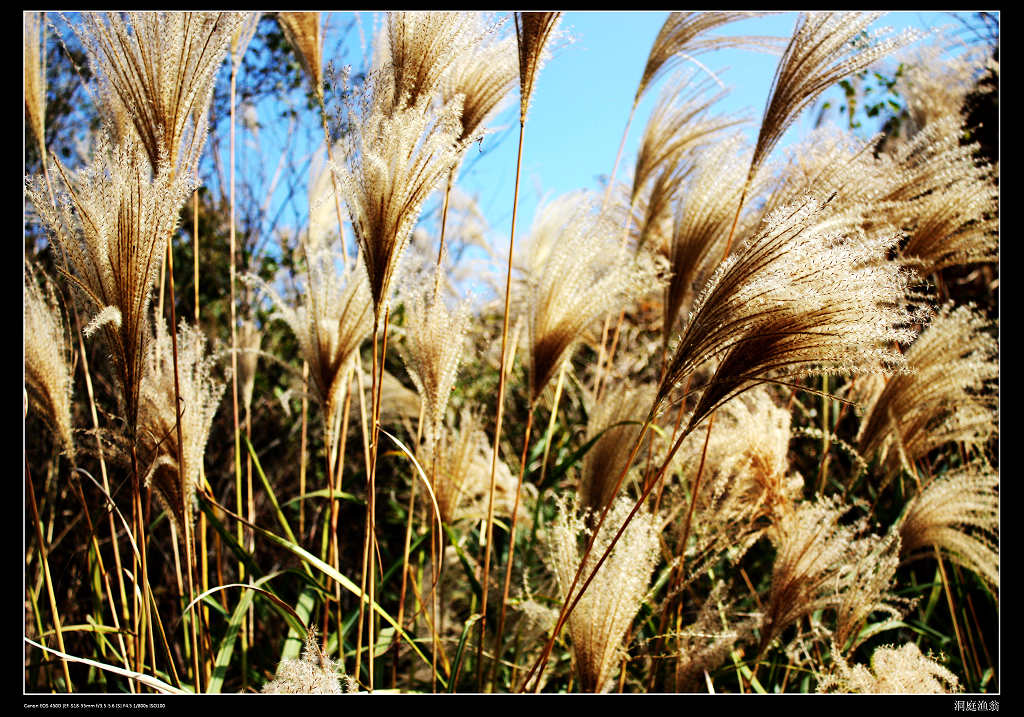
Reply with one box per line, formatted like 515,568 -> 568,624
24,261 -> 75,455
548,494 -> 660,692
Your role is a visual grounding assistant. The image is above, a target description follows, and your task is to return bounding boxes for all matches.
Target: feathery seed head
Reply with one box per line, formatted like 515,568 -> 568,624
856,302 -> 998,482
522,192 -> 663,405
230,12 -> 261,72
882,115 -> 999,274
831,530 -> 906,654
663,387 -> 801,578
631,72 -> 745,206
515,12 -> 563,124
752,12 -> 920,175
72,11 -> 241,176
400,268 -> 472,449
442,26 -> 518,146
237,318 -> 262,421
658,195 -> 925,429
894,35 -> 994,137
424,410 -> 522,525
246,236 -> 372,446
24,12 -> 47,161
24,262 -> 75,455
138,318 -> 224,538
262,629 -> 357,694
635,12 -> 785,105
333,75 -> 464,320
277,12 -> 323,96
378,11 -> 491,115
661,133 -> 752,343
762,496 -> 879,652
897,459 -> 998,588
578,382 -> 657,515
548,494 -> 660,692
26,134 -> 192,434
819,642 -> 960,694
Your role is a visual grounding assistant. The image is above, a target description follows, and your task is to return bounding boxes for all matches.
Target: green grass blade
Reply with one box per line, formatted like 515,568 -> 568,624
245,520 -> 437,680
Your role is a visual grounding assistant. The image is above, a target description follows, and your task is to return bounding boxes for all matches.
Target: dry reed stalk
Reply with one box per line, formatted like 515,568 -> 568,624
161,208 -> 204,689
489,406 -> 535,689
478,14 -> 562,687
299,360 -> 309,537
70,306 -> 134,671
25,461 -> 74,691
536,361 -> 567,489
226,22 -> 260,657
393,401 -> 426,689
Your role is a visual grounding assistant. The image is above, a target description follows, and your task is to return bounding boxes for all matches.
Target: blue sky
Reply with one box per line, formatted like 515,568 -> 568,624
214,10 -> 989,296
451,11 -> 982,252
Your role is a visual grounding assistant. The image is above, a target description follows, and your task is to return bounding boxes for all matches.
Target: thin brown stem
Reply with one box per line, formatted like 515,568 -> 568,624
165,238 -> 201,692
536,362 -> 566,489
523,408 -> 697,692
491,406 -> 536,690
479,118 -> 526,690
26,460 -> 74,692
299,360 -> 309,539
